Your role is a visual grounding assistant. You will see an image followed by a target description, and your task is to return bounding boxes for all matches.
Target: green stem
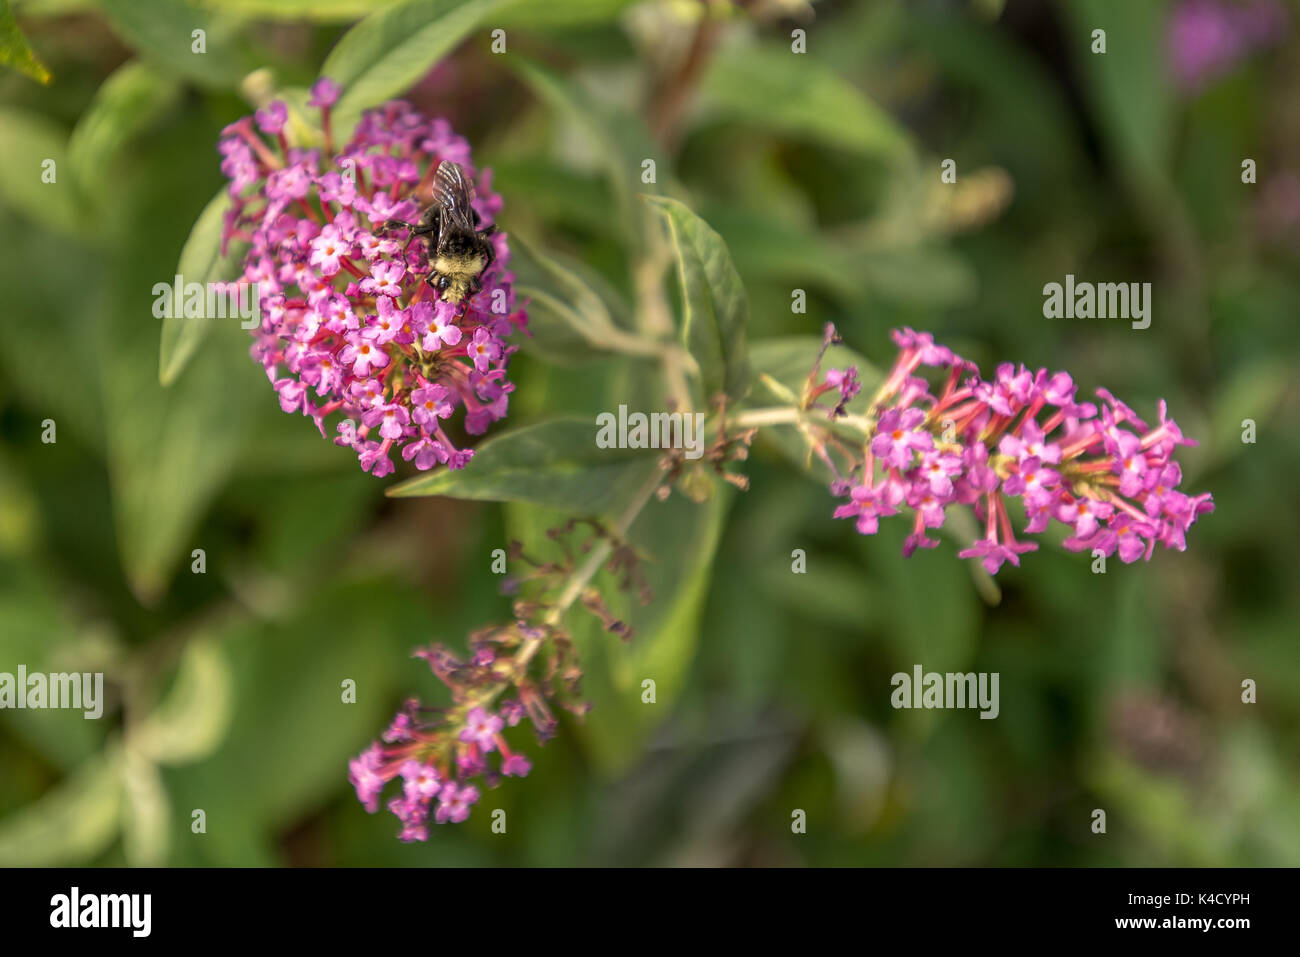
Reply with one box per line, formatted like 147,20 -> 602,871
470,464 -> 667,709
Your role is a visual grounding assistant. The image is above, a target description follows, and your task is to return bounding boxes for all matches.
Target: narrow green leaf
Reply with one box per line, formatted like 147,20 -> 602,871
495,0 -> 638,27
130,635 -> 234,766
856,245 -> 978,308
99,0 -> 249,89
0,559 -> 109,769
68,60 -> 181,205
104,132 -> 264,603
388,418 -> 664,516
702,45 -> 912,161
323,0 -> 505,136
0,750 -> 123,866
509,57 -> 661,251
703,205 -> 863,302
510,230 -> 644,364
121,747 -> 170,866
158,188 -> 244,386
1063,0 -> 1173,188
163,580 -> 433,840
514,285 -> 611,365
0,0 -> 51,83
511,231 -> 618,334
0,107 -> 80,237
199,0 -> 400,19
647,196 -> 749,402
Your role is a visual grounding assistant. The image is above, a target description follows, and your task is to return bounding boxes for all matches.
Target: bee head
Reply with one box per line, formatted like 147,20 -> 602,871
435,274 -> 471,304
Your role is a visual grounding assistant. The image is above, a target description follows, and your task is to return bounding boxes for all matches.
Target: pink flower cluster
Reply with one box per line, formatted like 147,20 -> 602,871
218,78 -> 525,476
349,615 -> 574,841
821,328 -> 1213,574
350,696 -> 535,841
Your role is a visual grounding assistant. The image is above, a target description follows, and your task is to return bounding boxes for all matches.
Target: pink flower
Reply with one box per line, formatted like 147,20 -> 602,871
308,223 -> 348,276
308,77 -> 341,108
958,537 -> 1036,575
254,100 -> 287,135
340,334 -> 389,377
423,300 -> 463,350
362,401 -> 410,441
870,408 -> 932,469
363,295 -> 403,345
411,384 -> 453,429
833,482 -> 896,535
458,707 -> 504,750
360,260 -> 405,299
400,760 -> 441,801
468,327 -> 500,373
502,754 -> 531,777
348,745 -> 387,813
435,783 -> 480,824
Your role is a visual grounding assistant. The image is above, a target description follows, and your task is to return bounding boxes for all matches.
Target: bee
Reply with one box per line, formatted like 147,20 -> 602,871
385,161 -> 497,306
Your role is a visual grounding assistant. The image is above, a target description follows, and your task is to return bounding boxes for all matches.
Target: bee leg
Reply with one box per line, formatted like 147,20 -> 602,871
384,216 -> 439,252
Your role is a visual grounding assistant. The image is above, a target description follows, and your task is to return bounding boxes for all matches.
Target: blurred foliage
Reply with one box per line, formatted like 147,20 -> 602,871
0,0 -> 1297,867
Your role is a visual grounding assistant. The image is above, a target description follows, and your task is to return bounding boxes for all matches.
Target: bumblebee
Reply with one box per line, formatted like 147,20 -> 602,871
385,161 -> 497,305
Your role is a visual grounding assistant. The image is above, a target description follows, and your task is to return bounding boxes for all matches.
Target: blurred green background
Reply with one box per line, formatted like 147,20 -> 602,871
1,0 -> 1297,866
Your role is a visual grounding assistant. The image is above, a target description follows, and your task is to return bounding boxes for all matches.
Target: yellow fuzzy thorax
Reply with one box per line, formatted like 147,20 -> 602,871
434,253 -> 485,278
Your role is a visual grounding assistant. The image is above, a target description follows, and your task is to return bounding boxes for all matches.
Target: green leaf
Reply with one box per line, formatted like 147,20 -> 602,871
495,0 -> 638,27
99,0 -> 250,89
701,45 -> 911,161
164,580 -> 429,846
103,134 -> 263,603
387,418 -> 664,517
703,205 -> 862,302
0,0 -> 51,83
68,60 -> 181,207
158,188 -> 245,386
130,635 -> 234,766
106,328 -> 261,603
508,57 -> 661,251
0,107 -> 80,237
120,746 -> 170,866
510,231 -> 643,364
322,0 -> 505,137
0,559 -> 109,769
647,196 -> 749,402
200,0 -> 401,19
1206,358 -> 1289,472
0,750 -> 123,866
1062,0 -> 1173,189
511,231 -> 617,331
514,285 -> 612,365
856,245 -> 978,308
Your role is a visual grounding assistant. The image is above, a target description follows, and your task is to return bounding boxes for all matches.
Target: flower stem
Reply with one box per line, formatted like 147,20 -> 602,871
473,464 -> 667,709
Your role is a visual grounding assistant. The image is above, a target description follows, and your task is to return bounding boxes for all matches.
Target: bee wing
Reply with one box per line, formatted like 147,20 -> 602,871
431,161 -> 477,232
